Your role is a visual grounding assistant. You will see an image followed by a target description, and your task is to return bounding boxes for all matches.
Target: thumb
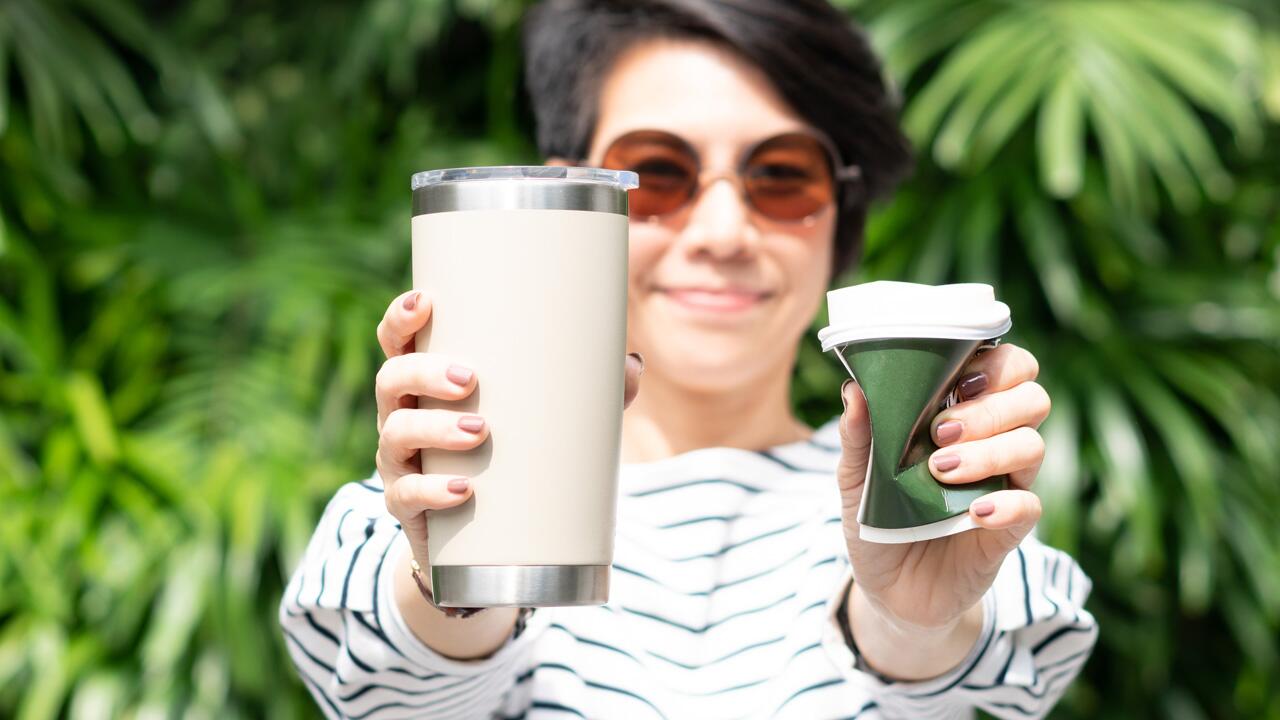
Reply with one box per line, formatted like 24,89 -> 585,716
401,510 -> 432,573
837,378 -> 872,497
623,352 -> 644,409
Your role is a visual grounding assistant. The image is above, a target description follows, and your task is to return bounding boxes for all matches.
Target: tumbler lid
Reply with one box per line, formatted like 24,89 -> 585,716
411,165 -> 638,191
818,281 -> 1012,351
411,166 -> 639,216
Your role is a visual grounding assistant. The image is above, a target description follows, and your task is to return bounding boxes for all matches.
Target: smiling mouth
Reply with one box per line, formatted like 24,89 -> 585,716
657,287 -> 773,312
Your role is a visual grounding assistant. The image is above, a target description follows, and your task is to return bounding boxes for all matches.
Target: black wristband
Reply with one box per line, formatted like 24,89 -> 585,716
836,577 -> 895,683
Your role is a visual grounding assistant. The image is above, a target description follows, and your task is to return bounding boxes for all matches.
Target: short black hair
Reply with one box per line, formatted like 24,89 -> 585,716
521,0 -> 913,280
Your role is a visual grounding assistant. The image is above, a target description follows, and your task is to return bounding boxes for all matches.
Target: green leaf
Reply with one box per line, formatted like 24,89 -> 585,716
1037,66 -> 1087,198
140,539 -> 218,678
953,179 -> 1000,285
929,13 -> 1059,168
1078,43 -> 1153,213
0,29 -> 9,136
67,671 -> 124,720
1222,589 -> 1278,673
1013,189 -> 1089,332
907,192 -> 960,284
63,372 -> 119,465
1117,359 -> 1218,610
1087,379 -> 1162,575
871,0 -> 997,82
1035,378 -> 1082,553
1104,3 -> 1262,154
902,9 -> 1036,146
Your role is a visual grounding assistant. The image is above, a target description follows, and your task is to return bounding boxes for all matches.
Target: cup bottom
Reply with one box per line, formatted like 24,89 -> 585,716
430,564 -> 610,607
857,512 -> 979,544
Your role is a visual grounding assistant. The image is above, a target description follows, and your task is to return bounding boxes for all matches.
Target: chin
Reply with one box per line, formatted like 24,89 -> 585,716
646,330 -> 778,393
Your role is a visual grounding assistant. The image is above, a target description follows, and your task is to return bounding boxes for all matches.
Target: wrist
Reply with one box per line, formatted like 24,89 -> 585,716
853,584 -> 966,638
391,540 -> 527,661
847,582 -> 984,681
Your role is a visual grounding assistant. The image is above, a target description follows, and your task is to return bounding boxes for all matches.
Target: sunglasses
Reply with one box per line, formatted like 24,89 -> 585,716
595,129 -> 861,223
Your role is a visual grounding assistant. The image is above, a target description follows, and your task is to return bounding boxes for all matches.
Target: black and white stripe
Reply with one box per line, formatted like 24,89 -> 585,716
281,416 -> 1098,719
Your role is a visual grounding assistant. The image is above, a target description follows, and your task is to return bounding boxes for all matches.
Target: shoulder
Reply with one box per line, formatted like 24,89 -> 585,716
282,473 -> 402,616
314,473 -> 394,526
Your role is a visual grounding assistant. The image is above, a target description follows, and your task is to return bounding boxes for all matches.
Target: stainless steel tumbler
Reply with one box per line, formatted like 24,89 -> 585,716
410,166 -> 638,606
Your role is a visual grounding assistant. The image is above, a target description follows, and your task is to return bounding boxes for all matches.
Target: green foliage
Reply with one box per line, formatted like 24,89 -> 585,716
2,0 -> 1279,718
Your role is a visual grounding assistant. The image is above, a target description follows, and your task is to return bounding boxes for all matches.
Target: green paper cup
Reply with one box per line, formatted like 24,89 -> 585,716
818,281 -> 1012,544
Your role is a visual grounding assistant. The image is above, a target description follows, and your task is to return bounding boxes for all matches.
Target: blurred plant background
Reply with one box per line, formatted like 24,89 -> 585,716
0,0 -> 1276,717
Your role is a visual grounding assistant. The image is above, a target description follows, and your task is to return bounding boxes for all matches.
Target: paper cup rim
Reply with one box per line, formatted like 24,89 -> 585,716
857,512 -> 980,544
818,319 -> 1012,352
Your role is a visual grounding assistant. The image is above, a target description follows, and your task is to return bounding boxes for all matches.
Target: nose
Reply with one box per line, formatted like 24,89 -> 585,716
678,176 -> 757,262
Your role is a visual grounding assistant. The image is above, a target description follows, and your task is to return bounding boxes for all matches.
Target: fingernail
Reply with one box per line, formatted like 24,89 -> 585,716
446,364 -> 473,386
840,378 -> 854,411
957,372 -> 988,400
447,477 -> 470,494
936,420 -> 963,444
932,453 -> 961,472
457,415 -> 485,433
972,500 -> 995,517
403,291 -> 421,311
628,352 -> 645,375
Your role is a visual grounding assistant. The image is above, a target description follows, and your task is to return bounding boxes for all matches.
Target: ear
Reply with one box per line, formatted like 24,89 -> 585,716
545,156 -> 573,167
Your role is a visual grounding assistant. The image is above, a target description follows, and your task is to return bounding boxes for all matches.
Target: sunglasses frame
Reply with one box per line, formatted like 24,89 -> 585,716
588,127 -> 862,223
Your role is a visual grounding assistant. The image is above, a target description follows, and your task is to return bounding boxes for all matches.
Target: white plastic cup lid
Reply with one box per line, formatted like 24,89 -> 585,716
818,281 -> 1011,351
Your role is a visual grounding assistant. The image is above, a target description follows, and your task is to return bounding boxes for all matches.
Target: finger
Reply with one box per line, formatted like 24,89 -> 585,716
386,472 -> 474,520
376,353 -> 477,430
968,489 -> 1041,549
380,408 -> 490,468
928,426 -> 1045,486
390,473 -> 474,574
623,352 -> 644,409
932,381 -> 1051,446
1009,457 -> 1043,491
377,290 -> 432,359
837,378 -> 872,497
953,343 -> 1039,400
376,442 -> 418,488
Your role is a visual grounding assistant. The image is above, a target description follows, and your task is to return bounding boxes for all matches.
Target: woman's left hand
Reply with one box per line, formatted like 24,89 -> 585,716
836,342 -> 1050,678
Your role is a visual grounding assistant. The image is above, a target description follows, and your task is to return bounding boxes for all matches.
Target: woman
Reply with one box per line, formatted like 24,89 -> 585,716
280,1 -> 1098,718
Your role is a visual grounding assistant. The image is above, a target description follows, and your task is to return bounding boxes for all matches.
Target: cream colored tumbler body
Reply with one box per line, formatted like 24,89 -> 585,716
409,166 -> 637,607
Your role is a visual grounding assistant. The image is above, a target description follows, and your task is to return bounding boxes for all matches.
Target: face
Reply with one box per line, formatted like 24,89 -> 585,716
585,39 -> 837,393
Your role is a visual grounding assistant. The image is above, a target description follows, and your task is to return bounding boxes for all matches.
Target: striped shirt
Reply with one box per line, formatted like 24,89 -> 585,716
280,416 -> 1098,719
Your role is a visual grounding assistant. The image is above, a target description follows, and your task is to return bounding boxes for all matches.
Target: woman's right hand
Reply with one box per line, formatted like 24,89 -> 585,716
374,289 -> 643,573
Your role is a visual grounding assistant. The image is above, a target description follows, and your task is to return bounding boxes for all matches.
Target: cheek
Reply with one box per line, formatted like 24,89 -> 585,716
626,222 -> 672,288
773,219 -> 835,302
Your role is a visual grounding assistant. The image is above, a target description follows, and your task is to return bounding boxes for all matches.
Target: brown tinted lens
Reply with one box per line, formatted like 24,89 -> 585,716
743,133 -> 835,221
600,130 -> 698,218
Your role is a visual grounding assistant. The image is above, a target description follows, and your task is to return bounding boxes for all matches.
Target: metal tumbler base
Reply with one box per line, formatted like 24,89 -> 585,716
430,564 -> 610,608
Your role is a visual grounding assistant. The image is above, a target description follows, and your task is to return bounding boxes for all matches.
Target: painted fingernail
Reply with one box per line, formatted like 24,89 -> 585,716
936,420 -> 963,444
957,372 -> 988,400
972,500 -> 995,517
627,352 -> 645,375
457,415 -> 485,433
403,291 -> 421,311
447,477 -> 470,494
446,364 -> 473,386
840,378 -> 854,411
933,453 -> 961,472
